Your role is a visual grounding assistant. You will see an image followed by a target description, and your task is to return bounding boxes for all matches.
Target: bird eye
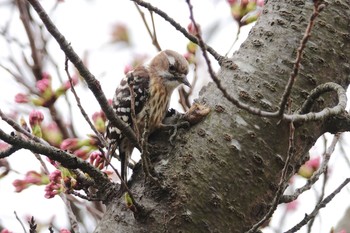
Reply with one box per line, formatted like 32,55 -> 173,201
169,64 -> 176,72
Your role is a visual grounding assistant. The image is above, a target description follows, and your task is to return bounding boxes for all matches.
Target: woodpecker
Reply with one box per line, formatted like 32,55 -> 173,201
106,50 -> 190,182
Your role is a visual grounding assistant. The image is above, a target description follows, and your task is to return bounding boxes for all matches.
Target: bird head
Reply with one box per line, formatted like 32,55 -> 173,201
150,50 -> 190,90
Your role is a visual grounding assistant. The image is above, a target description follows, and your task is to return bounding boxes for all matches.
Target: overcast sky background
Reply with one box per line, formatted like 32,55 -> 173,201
0,0 -> 350,232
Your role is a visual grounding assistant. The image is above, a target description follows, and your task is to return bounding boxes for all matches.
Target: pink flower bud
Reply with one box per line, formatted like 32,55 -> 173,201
111,23 -> 130,44
60,138 -> 80,151
41,72 -> 51,80
92,111 -> 106,122
13,179 -> 28,192
1,229 -> 13,233
92,111 -> 106,133
42,122 -> 63,147
15,93 -> 29,103
90,151 -> 105,169
36,78 -> 51,93
29,110 -> 44,127
0,142 -> 9,150
187,22 -> 201,35
74,148 -> 90,160
49,170 -> 62,183
63,76 -> 79,90
124,64 -> 133,74
59,229 -> 71,233
257,0 -> 264,7
25,171 -> 43,185
184,52 -> 196,64
305,156 -> 320,170
286,200 -> 298,211
227,0 -> 237,5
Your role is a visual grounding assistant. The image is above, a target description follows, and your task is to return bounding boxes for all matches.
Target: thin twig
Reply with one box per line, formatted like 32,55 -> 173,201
16,0 -> 42,80
307,166 -> 328,233
0,128 -> 111,192
284,178 -> 350,233
0,145 -> 19,158
277,2 -> 325,116
64,57 -> 107,148
134,3 -> 161,51
59,194 -> 80,233
225,25 -> 241,57
27,0 -> 140,150
131,0 -> 224,62
14,211 -> 28,233
280,133 -> 341,203
149,11 -> 162,51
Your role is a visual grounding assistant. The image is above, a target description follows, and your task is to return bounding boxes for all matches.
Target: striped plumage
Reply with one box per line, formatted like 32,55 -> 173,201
106,50 -> 190,181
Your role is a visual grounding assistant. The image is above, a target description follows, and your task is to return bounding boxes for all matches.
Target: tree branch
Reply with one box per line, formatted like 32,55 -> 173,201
130,0 -> 225,63
284,178 -> 350,233
26,0 -> 140,150
0,128 -> 112,195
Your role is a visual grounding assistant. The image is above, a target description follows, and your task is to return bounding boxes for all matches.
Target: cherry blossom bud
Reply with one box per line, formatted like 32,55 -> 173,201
29,110 -> 44,137
227,0 -> 237,5
36,78 -> 51,94
15,93 -> 29,103
187,41 -> 198,54
111,23 -> 130,44
59,229 -> 71,233
49,170 -> 62,183
42,122 -> 63,147
184,52 -> 196,64
44,182 -> 62,199
41,72 -> 51,80
29,110 -> 44,127
257,0 -> 264,7
25,171 -> 45,185
90,151 -> 105,169
74,148 -> 90,160
0,141 -> 9,150
286,200 -> 298,211
60,138 -> 80,151
63,76 -> 79,90
187,22 -> 201,35
13,179 -> 28,192
124,64 -> 133,74
298,156 -> 320,178
305,156 -> 320,170
92,111 -> 106,133
1,229 -> 13,233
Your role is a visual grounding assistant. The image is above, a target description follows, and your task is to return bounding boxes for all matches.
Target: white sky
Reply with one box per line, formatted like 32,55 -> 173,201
0,0 -> 350,232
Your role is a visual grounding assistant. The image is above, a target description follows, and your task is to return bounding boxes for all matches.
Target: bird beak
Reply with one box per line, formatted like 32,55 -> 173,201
181,75 -> 191,88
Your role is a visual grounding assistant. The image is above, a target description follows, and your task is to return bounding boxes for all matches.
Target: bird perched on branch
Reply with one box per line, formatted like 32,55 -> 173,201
106,50 -> 190,182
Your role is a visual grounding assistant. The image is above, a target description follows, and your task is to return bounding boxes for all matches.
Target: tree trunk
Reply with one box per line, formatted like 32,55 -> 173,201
95,1 -> 350,232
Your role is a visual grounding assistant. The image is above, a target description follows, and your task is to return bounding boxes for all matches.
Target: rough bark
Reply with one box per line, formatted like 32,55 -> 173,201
95,0 -> 350,232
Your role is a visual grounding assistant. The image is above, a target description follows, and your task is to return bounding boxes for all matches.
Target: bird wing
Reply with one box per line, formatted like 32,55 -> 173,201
106,66 -> 150,144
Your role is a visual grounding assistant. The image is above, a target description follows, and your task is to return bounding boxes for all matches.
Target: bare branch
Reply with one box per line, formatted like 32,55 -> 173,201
130,0 -> 225,63
284,178 -> 350,233
26,0 -> 140,150
0,145 -> 20,158
280,133 -> 341,203
134,3 -> 162,51
17,0 -> 42,80
0,128 -> 112,194
64,57 -> 107,148
278,2 -> 325,116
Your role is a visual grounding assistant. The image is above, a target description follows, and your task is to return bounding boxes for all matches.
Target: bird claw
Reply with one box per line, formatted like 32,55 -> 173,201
163,121 -> 190,145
